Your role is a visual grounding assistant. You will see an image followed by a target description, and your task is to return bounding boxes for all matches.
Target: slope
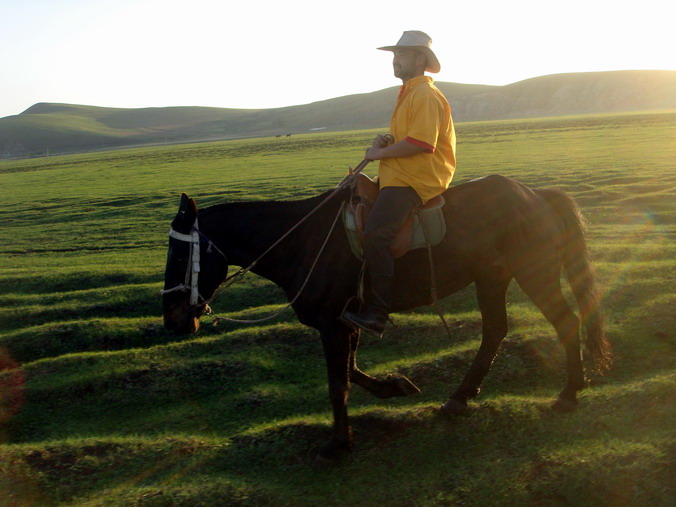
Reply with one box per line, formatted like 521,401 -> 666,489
1,70 -> 674,158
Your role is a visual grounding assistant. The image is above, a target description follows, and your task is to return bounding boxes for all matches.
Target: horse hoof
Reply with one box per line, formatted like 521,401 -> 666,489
439,398 -> 470,416
390,375 -> 421,396
551,397 -> 577,413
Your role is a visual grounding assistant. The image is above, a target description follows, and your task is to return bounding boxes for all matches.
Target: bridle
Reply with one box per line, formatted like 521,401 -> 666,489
160,218 -> 227,307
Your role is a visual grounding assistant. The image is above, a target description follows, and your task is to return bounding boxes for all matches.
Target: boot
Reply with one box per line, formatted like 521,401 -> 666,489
340,275 -> 392,338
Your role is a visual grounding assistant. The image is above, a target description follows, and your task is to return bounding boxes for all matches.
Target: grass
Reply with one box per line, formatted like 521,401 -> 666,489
1,111 -> 675,505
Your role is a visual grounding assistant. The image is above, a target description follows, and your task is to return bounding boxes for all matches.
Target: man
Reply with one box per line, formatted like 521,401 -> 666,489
341,30 -> 457,337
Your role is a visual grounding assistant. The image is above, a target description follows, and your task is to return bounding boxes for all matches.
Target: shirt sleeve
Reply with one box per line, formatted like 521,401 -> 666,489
405,87 -> 444,151
405,136 -> 435,153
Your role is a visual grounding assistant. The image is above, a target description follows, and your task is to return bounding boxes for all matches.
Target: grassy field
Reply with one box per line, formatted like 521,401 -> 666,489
1,112 -> 674,506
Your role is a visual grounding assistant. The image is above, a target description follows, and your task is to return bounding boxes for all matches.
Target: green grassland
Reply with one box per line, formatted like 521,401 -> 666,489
1,112 -> 675,505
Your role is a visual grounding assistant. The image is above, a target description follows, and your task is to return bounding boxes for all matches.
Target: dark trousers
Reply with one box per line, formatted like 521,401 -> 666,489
362,186 -> 422,312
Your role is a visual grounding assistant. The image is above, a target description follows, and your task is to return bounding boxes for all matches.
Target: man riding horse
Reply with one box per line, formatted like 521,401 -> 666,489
341,31 -> 457,337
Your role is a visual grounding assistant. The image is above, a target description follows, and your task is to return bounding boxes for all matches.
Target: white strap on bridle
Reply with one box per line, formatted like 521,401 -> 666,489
168,228 -> 199,243
161,218 -> 202,306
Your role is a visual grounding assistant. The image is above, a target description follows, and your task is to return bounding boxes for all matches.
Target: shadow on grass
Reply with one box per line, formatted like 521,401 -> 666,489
4,369 -> 672,505
0,272 -> 160,296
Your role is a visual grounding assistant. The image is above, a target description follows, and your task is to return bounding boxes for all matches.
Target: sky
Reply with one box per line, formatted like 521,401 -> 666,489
1,0 -> 674,119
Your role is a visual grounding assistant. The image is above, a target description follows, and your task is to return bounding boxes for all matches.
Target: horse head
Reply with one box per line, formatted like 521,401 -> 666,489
162,193 -> 229,334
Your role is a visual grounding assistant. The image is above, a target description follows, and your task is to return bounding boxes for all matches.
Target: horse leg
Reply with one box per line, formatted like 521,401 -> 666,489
517,274 -> 585,412
348,329 -> 421,398
442,279 -> 509,415
315,324 -> 353,465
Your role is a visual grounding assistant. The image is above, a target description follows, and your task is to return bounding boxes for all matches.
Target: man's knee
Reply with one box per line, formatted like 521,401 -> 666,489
364,222 -> 395,246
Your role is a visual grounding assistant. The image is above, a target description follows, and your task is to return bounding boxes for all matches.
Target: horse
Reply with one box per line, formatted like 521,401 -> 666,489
162,174 -> 611,464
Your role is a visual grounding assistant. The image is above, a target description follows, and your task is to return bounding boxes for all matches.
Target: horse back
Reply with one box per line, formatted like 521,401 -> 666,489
441,175 -> 563,262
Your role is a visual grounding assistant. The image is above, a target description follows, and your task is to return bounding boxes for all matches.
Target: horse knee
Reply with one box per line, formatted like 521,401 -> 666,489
328,378 -> 349,402
485,322 -> 508,342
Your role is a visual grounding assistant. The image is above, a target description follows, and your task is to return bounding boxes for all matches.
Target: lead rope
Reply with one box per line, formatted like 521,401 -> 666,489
209,200 -> 346,325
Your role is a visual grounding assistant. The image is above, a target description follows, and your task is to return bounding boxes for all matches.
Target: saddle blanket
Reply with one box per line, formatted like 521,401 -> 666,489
342,195 -> 446,260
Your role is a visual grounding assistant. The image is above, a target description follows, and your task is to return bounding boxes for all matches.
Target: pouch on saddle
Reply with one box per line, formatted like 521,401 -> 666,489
343,173 -> 446,260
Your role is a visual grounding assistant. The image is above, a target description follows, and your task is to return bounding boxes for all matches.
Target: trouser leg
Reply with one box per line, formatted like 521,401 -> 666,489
341,186 -> 421,336
363,186 -> 422,308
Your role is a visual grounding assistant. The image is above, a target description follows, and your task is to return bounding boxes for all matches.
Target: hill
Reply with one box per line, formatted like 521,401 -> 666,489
1,70 -> 675,158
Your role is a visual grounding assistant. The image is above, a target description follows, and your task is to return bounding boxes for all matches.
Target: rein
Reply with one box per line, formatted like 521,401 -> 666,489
221,159 -> 370,287
212,200 -> 345,325
162,161 -> 369,324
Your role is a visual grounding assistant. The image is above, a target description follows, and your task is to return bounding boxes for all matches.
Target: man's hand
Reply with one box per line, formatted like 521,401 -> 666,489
365,134 -> 394,161
377,134 -> 395,147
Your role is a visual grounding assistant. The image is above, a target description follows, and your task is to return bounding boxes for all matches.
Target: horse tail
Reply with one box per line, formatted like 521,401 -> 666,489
538,189 -> 612,374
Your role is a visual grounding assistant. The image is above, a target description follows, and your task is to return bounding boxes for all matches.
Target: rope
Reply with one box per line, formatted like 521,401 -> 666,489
163,161 -> 455,340
210,201 -> 346,325
220,161 -> 369,286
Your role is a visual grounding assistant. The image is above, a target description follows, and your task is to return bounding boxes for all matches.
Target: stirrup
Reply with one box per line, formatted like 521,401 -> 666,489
340,310 -> 387,338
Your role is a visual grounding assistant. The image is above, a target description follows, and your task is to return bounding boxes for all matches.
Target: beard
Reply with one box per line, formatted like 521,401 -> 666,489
394,64 -> 409,79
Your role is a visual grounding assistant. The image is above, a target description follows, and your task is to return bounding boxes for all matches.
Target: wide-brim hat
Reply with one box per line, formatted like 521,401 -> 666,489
378,30 -> 441,73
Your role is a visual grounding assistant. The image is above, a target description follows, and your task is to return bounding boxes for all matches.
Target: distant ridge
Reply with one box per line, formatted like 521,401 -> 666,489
446,70 -> 676,120
1,70 -> 675,158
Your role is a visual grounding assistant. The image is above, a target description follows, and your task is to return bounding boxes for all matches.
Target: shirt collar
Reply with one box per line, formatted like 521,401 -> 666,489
398,75 -> 433,98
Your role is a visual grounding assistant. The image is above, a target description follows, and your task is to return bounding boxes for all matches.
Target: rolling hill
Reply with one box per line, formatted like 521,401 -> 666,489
1,70 -> 675,158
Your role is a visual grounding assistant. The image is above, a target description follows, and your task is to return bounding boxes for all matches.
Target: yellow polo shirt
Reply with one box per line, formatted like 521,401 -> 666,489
378,76 -> 456,203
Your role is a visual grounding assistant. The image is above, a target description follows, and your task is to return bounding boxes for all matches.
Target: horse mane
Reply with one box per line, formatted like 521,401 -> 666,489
200,187 -> 347,217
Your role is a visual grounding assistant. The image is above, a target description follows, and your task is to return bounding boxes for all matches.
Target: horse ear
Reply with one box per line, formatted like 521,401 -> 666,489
179,193 -> 191,212
178,193 -> 198,215
174,193 -> 198,231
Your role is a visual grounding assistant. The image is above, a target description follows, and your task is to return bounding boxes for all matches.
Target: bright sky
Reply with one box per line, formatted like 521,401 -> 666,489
1,0 -> 674,119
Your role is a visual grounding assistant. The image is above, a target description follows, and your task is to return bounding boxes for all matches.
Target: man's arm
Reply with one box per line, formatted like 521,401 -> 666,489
365,137 -> 427,161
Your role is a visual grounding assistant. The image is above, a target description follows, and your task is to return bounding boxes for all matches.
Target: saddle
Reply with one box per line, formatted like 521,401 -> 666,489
343,172 -> 446,259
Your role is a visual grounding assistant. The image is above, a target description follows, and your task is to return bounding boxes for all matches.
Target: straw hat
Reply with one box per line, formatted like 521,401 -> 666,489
378,30 -> 441,73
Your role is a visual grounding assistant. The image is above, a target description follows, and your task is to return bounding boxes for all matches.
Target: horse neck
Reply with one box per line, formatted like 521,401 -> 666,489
199,191 -> 345,285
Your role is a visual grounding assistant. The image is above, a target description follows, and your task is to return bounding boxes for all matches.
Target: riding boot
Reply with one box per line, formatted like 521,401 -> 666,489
341,275 -> 392,338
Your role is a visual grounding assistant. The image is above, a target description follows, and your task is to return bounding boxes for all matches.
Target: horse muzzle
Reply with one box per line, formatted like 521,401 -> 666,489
163,299 -> 202,335
164,313 -> 200,335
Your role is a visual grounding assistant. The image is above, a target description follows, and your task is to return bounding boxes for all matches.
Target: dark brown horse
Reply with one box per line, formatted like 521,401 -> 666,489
162,174 -> 611,463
